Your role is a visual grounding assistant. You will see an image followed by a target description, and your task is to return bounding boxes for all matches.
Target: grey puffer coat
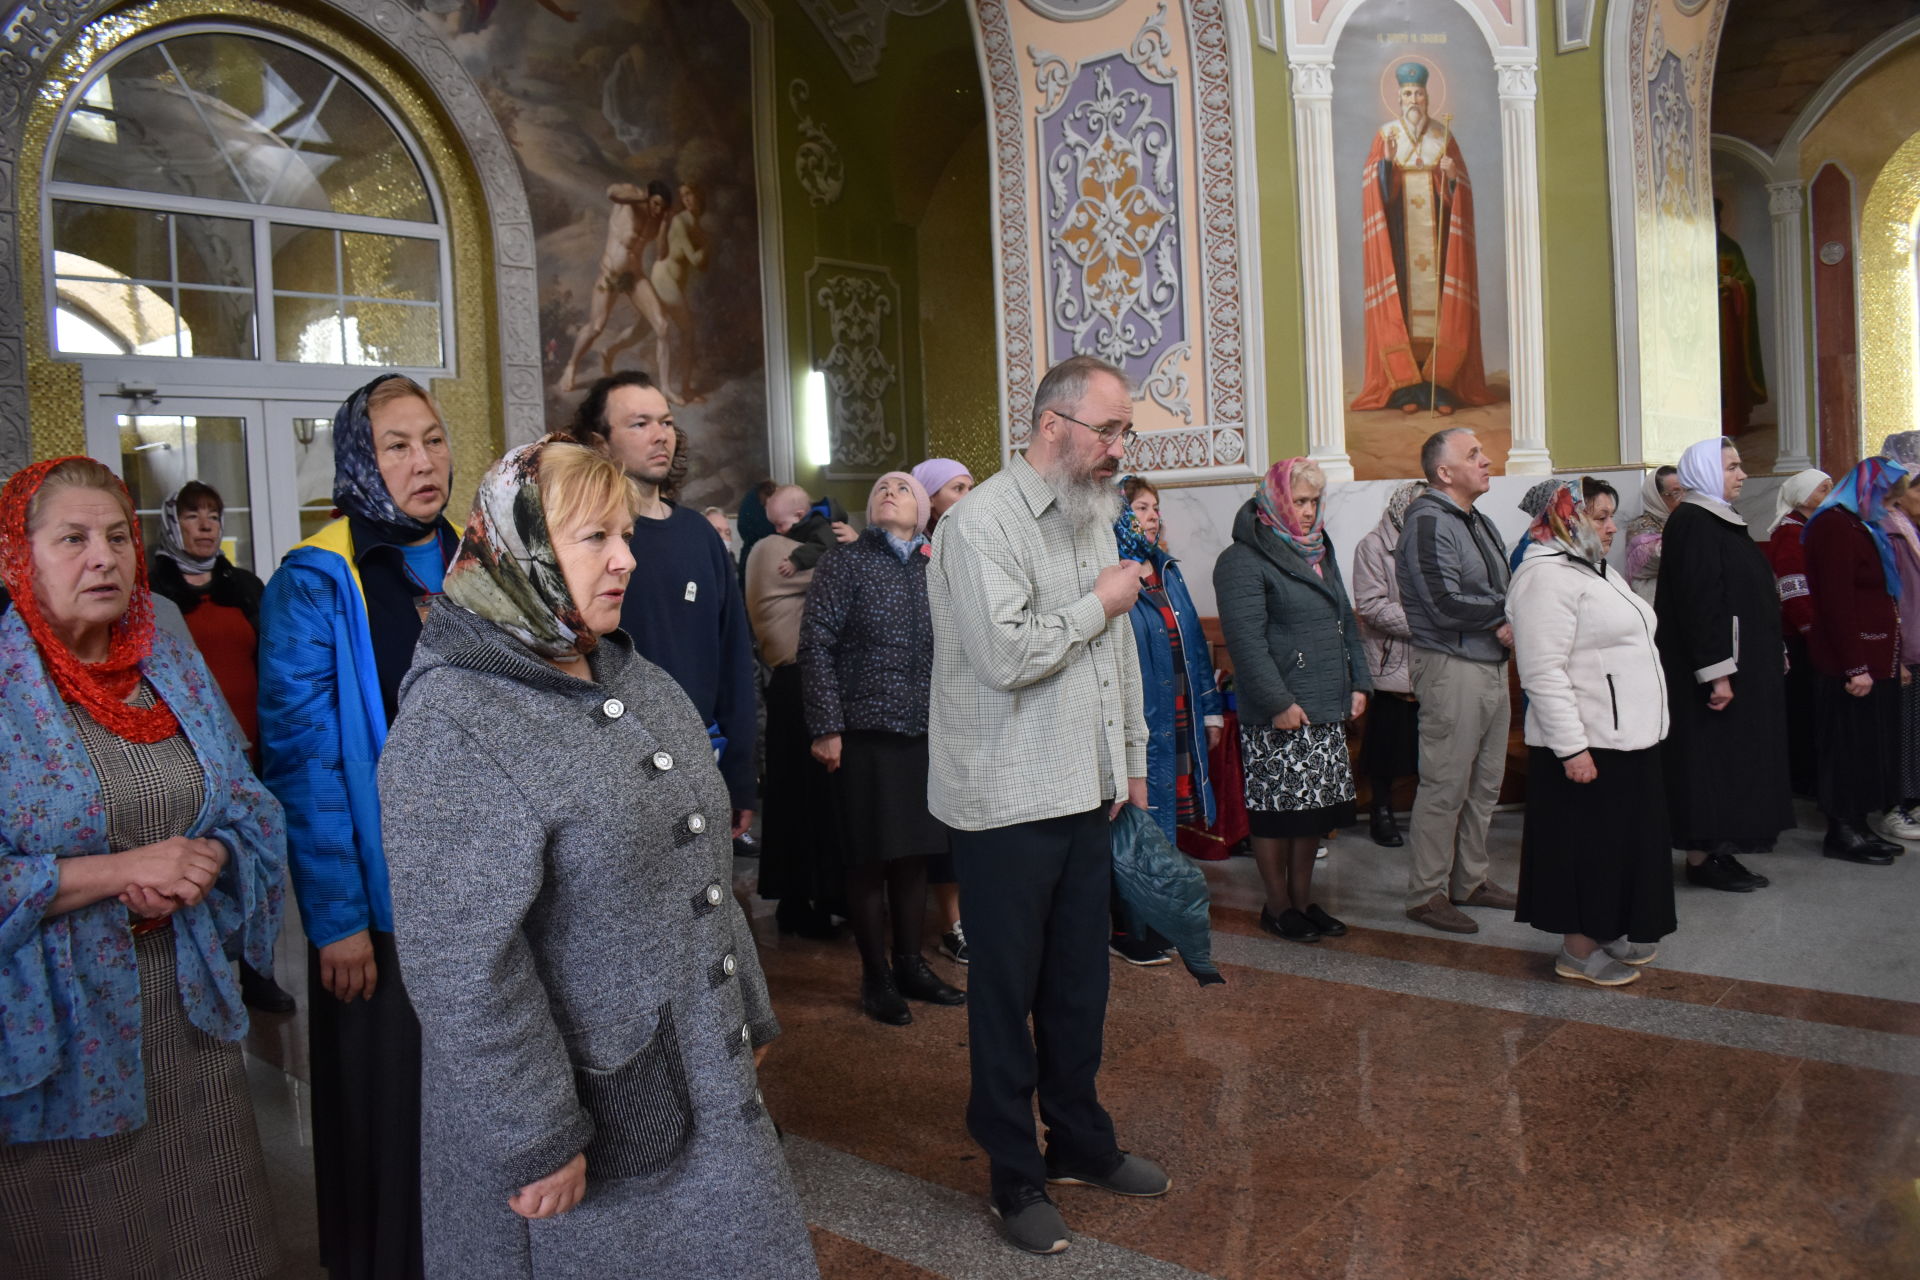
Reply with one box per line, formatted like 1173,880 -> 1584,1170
1213,498 -> 1373,726
380,602 -> 818,1280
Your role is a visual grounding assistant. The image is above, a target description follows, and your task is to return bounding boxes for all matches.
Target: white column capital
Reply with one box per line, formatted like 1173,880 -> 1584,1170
1288,58 -> 1334,99
1494,60 -> 1538,99
1766,180 -> 1805,219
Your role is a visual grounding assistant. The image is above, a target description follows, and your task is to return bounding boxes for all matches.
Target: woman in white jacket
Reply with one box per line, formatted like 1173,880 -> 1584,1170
1508,486 -> 1677,987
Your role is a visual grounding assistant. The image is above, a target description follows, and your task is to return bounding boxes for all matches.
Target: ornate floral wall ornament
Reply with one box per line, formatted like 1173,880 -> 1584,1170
1146,342 -> 1191,422
795,0 -> 948,84
1041,57 -> 1184,384
1126,2 -> 1177,85
1030,46 -> 1071,116
789,79 -> 844,207
807,259 -> 904,474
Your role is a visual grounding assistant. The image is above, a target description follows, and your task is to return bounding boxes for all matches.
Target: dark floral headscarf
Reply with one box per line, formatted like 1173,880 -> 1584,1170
442,437 -> 593,660
1385,479 -> 1427,532
332,373 -> 449,544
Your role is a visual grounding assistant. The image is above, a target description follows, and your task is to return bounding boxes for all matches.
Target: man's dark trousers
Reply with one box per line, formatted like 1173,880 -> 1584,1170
950,805 -> 1118,1199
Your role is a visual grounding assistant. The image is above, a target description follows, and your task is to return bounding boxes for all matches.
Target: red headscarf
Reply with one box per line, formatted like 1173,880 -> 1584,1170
0,458 -> 179,742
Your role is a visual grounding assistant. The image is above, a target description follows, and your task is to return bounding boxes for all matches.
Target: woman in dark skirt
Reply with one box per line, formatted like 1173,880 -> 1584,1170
1509,485 -> 1676,986
1351,479 -> 1427,846
1214,458 -> 1372,944
1802,456 -> 1910,865
1879,434 -> 1920,838
1655,438 -> 1795,893
799,472 -> 965,1024
1763,468 -> 1833,798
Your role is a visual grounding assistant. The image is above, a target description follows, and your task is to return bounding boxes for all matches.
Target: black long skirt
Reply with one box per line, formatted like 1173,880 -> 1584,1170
756,662 -> 844,901
832,731 -> 947,866
309,929 -> 423,1280
1900,669 -> 1920,802
1783,634 -> 1818,797
1515,746 -> 1677,944
1815,673 -> 1901,821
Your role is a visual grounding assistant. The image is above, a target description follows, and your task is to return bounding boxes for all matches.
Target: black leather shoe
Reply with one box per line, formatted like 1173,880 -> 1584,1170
1717,851 -> 1769,888
1684,852 -> 1762,892
1260,905 -> 1321,943
239,961 -> 296,1014
1302,904 -> 1349,937
860,971 -> 912,1024
892,954 -> 965,1005
1368,806 -> 1404,848
1825,823 -> 1898,865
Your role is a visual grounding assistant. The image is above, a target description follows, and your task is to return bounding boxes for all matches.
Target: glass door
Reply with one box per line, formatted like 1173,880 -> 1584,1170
89,395 -> 268,577
261,399 -> 348,568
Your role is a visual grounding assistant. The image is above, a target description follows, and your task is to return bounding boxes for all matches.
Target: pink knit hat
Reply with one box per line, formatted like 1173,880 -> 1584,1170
867,471 -> 931,536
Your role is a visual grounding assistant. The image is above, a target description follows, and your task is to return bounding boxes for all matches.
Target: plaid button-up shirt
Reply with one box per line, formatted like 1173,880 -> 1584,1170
927,452 -> 1147,831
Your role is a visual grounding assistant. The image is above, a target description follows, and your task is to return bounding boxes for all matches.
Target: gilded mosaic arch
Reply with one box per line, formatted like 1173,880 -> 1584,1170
0,0 -> 543,476
1860,130 -> 1920,456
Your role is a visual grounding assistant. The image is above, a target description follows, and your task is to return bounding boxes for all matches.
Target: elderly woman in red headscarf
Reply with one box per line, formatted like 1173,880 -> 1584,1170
1214,458 -> 1372,944
1803,456 -> 1911,865
1508,485 -> 1674,988
0,457 -> 286,1277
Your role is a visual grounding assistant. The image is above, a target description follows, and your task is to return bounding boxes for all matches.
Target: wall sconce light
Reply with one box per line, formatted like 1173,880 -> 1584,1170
293,417 -> 318,446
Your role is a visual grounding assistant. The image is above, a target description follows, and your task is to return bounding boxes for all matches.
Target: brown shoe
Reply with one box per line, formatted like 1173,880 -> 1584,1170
1405,893 -> 1478,934
1451,881 -> 1518,910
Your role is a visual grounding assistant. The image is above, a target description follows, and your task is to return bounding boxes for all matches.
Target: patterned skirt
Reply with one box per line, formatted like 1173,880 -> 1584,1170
0,927 -> 279,1280
1241,720 -> 1357,838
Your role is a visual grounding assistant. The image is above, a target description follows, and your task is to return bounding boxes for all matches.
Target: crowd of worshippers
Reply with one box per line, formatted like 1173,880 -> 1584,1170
1,352 -> 1910,1276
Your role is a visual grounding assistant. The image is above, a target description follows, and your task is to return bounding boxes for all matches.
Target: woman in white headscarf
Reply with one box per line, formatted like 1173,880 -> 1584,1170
1623,465 -> 1682,604
1761,468 -> 1832,797
1653,437 -> 1793,893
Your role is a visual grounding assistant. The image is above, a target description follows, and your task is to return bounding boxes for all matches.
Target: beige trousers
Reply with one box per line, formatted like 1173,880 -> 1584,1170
1405,648 -> 1510,910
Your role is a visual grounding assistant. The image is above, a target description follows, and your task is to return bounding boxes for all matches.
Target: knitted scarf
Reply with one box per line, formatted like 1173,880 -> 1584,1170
0,458 -> 179,742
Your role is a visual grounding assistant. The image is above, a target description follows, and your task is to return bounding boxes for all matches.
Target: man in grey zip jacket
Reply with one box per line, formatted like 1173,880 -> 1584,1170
1394,428 -> 1519,933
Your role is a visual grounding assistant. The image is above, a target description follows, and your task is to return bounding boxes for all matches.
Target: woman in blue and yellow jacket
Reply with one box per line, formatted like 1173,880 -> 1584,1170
258,373 -> 457,1280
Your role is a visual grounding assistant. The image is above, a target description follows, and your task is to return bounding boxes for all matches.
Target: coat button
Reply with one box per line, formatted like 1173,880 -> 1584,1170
602,698 -> 625,719
741,1024 -> 752,1044
687,813 -> 707,835
705,884 -> 723,905
722,953 -> 737,976
653,751 -> 674,771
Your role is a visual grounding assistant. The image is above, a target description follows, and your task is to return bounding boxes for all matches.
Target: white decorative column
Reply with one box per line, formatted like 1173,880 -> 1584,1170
1767,180 -> 1814,472
1497,59 -> 1551,475
1289,58 -> 1354,483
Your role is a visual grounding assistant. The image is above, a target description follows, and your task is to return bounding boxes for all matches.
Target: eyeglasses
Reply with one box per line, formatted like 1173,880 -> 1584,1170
1051,410 -> 1138,449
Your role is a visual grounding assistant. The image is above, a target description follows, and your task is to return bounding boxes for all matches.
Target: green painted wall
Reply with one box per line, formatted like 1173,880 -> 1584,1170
1243,1 -> 1310,469
768,1 -> 989,512
1535,0 -> 1623,469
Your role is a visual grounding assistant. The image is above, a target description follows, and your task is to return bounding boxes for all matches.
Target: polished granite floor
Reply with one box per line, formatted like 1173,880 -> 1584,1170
245,800 -> 1920,1279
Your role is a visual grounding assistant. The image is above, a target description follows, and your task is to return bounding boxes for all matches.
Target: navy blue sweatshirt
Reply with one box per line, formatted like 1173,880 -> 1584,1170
618,503 -> 758,810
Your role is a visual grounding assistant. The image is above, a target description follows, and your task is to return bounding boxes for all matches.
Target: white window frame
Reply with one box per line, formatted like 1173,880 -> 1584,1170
40,21 -> 456,391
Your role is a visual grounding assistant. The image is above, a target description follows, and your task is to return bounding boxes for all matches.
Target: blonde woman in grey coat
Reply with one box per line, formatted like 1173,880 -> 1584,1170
379,438 -> 818,1279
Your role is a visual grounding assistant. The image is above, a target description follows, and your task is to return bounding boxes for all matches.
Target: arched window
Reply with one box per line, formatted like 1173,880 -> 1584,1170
47,28 -> 449,371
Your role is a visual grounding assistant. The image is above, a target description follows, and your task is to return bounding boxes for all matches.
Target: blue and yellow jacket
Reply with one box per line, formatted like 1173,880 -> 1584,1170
257,515 -> 454,949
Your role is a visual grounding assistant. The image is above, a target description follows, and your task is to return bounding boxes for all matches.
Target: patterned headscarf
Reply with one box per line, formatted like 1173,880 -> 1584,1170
1525,483 -> 1606,570
155,484 -> 221,575
0,458 -> 179,742
1676,437 -> 1733,505
1880,432 -> 1920,469
1114,506 -> 1156,563
866,471 -> 931,537
331,373 -> 450,544
1385,479 -> 1427,532
1808,456 -> 1908,600
1768,468 -> 1830,535
1255,457 -> 1327,566
441,437 -> 596,660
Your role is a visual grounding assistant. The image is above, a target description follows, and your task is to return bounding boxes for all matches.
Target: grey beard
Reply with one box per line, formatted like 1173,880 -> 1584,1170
1403,107 -> 1428,137
1048,470 -> 1123,531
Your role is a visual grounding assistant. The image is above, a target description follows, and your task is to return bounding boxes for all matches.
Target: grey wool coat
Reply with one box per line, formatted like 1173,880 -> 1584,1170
379,602 -> 819,1280
1213,498 -> 1374,726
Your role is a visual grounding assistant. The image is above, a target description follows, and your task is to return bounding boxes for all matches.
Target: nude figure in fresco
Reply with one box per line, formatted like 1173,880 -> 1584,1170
559,178 -> 672,392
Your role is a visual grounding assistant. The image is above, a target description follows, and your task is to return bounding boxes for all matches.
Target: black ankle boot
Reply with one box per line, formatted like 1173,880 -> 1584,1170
860,970 -> 913,1025
893,953 -> 966,1005
1824,820 -> 1897,865
1368,804 -> 1403,848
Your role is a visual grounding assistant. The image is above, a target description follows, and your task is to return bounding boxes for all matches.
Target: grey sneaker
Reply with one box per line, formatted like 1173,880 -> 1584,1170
991,1186 -> 1069,1255
939,923 -> 969,965
1555,947 -> 1641,987
1600,937 -> 1658,966
1045,1151 -> 1171,1197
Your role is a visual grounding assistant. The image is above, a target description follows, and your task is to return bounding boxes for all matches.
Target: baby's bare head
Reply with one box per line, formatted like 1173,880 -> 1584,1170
769,484 -> 811,533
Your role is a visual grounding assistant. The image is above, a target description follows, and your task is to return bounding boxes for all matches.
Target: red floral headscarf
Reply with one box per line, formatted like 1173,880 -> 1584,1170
0,458 -> 179,742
